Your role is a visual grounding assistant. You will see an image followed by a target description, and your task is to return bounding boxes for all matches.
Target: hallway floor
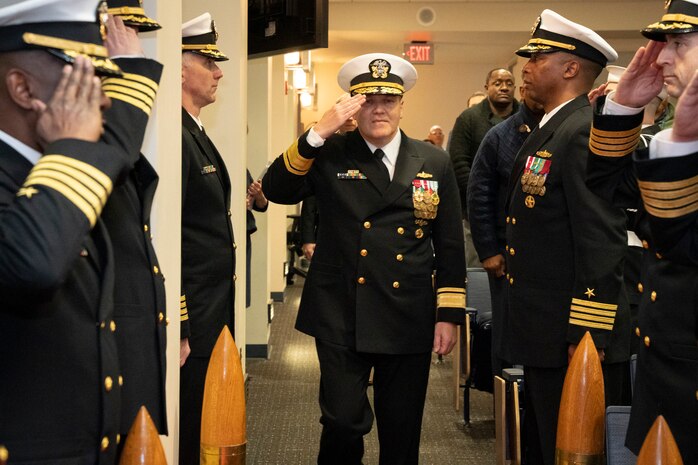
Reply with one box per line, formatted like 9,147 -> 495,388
246,278 -> 496,465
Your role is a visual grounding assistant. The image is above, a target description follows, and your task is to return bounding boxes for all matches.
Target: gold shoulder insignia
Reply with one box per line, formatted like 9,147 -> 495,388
416,171 -> 433,179
536,150 -> 552,158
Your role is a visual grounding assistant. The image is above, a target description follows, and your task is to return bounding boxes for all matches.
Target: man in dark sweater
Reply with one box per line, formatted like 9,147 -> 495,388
449,69 -> 519,267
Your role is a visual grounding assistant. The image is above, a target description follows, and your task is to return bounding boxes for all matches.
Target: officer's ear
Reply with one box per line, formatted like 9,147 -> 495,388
562,59 -> 581,80
5,68 -> 36,110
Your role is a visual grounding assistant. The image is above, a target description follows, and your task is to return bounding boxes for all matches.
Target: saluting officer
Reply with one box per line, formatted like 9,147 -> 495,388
179,12 -> 236,465
262,53 -> 466,465
0,0 -> 132,463
101,0 -> 168,443
586,1 -> 698,462
504,10 -> 630,465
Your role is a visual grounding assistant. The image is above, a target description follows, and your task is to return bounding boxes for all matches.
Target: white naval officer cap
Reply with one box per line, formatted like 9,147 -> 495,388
338,53 -> 417,96
0,0 -> 121,76
605,65 -> 626,84
643,0 -> 698,41
182,12 -> 228,61
516,9 -> 618,67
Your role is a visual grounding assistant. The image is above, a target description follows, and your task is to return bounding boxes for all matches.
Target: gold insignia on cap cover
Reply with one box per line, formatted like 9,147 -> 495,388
99,0 -> 108,40
212,20 -> 219,42
370,59 -> 390,79
665,0 -> 673,9
531,16 -> 541,36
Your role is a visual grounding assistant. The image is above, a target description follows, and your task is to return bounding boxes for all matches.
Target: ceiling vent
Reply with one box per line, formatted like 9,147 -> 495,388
416,7 -> 436,27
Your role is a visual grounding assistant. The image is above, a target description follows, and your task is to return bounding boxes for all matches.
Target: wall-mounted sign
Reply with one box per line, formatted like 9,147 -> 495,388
403,42 -> 433,64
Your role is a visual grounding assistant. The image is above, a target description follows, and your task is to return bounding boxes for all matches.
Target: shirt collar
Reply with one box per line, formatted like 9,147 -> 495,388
539,98 -> 574,128
187,112 -> 204,131
0,129 -> 41,165
364,130 -> 401,168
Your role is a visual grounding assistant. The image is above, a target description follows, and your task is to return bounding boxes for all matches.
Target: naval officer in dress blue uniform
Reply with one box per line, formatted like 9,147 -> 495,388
179,12 -> 236,465
586,1 -> 698,461
263,53 -> 467,465
504,10 -> 630,465
101,1 -> 168,442
0,1 -> 132,463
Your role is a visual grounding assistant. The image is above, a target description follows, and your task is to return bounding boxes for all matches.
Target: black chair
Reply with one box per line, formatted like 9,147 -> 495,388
463,267 -> 492,424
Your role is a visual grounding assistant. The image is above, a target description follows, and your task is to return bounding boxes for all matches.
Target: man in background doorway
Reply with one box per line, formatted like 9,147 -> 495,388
449,68 -> 519,267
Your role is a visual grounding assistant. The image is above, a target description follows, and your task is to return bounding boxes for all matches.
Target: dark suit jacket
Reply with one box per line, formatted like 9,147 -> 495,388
101,57 -> 168,434
0,137 -> 130,464
503,95 -> 629,368
587,108 -> 697,464
181,109 -> 236,358
263,129 -> 466,354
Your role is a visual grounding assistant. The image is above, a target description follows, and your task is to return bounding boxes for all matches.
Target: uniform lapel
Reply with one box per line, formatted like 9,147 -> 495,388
182,109 -> 231,204
346,131 -> 388,194
506,95 -> 589,201
382,133 -> 423,206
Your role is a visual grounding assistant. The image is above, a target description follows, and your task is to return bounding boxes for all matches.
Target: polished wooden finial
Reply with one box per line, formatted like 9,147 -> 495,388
636,415 -> 684,465
555,331 -> 605,465
200,325 -> 246,465
118,406 -> 167,465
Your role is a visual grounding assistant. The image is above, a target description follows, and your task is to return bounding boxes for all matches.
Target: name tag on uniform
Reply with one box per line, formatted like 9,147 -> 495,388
337,170 -> 366,180
201,165 -> 217,175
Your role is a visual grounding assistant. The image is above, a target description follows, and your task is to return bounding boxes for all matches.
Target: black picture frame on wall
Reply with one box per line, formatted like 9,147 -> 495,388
248,0 -> 328,59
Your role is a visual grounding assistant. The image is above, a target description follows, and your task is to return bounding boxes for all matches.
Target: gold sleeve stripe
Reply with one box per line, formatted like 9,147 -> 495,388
283,140 -> 313,175
120,72 -> 159,92
436,287 -> 466,309
180,309 -> 188,315
590,132 -> 642,145
180,302 -> 187,309
24,176 -> 97,226
571,298 -> 618,311
570,305 -> 616,317
591,125 -> 642,139
639,174 -> 698,218
569,318 -> 613,331
589,142 -> 637,158
26,170 -> 103,212
103,88 -> 152,115
40,155 -> 112,190
589,138 -> 639,152
181,313 -> 189,321
102,76 -> 157,100
30,161 -> 108,204
102,84 -> 154,108
569,311 -> 616,325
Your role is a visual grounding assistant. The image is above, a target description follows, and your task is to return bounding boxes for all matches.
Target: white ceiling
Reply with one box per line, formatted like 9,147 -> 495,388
311,0 -> 664,66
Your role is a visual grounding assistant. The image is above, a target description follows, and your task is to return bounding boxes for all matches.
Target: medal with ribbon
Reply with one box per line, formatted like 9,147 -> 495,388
412,179 -> 439,220
521,156 -> 551,196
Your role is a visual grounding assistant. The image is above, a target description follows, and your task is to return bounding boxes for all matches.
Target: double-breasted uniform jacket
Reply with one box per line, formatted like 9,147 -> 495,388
587,107 -> 697,464
262,129 -> 466,354
181,109 -> 236,358
100,57 -> 168,434
0,137 -> 131,464
503,94 -> 630,368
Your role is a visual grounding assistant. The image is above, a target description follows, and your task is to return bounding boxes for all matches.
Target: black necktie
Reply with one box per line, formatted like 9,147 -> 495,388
373,148 -> 391,190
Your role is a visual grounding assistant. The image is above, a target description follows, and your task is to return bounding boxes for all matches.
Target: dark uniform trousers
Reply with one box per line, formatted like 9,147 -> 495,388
504,95 -> 630,465
101,57 -> 168,438
263,129 -> 467,465
587,106 -> 698,465
180,109 -> 236,465
0,136 -> 132,464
